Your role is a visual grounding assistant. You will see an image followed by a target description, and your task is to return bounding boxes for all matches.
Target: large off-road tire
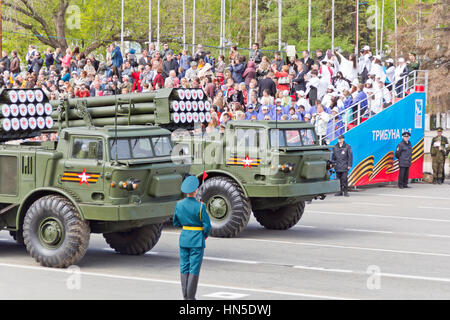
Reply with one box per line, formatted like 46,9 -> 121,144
23,195 -> 90,268
197,176 -> 251,238
9,230 -> 24,245
253,201 -> 305,230
103,223 -> 163,255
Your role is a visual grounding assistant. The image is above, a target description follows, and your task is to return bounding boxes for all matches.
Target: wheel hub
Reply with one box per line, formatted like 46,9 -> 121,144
207,196 -> 229,220
39,218 -> 64,248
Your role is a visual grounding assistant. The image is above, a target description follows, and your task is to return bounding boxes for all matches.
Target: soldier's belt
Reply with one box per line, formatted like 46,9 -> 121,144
182,226 -> 204,231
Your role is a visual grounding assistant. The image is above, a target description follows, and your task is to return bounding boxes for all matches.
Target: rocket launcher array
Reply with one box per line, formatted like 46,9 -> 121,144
0,88 -> 54,142
50,88 -> 211,130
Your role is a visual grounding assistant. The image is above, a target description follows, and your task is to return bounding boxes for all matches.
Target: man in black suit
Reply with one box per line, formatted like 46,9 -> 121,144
292,59 -> 307,92
258,72 -> 277,98
300,50 -> 314,72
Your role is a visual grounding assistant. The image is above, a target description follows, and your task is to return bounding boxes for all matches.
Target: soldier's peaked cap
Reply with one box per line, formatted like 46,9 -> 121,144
402,131 -> 411,137
181,176 -> 199,194
437,127 -> 443,132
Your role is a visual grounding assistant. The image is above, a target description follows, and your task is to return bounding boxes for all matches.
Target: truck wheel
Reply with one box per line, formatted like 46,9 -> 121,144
197,177 -> 251,238
253,201 -> 305,230
103,223 -> 163,255
23,195 -> 90,268
9,230 -> 24,245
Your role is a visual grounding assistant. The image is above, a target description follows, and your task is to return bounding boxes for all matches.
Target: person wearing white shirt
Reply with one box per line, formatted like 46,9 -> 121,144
384,58 -> 396,91
371,80 -> 392,115
335,51 -> 358,83
358,45 -> 372,83
394,58 -> 409,97
296,91 -> 311,113
322,85 -> 335,109
317,75 -> 329,101
371,55 -> 386,84
334,71 -> 350,93
312,104 -> 331,144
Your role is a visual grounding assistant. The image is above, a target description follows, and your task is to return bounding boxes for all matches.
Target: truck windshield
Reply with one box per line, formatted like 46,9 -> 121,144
270,129 -> 317,147
109,136 -> 172,160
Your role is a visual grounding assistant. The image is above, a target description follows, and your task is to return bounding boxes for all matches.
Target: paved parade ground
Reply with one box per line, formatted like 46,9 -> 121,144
0,181 -> 449,300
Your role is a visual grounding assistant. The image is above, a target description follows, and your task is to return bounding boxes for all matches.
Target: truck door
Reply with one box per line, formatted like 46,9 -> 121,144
62,136 -> 105,201
226,127 -> 265,178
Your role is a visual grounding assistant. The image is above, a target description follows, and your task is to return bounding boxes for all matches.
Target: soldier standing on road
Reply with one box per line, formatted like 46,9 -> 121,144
173,176 -> 211,300
430,127 -> 449,184
395,131 -> 413,189
332,135 -> 353,197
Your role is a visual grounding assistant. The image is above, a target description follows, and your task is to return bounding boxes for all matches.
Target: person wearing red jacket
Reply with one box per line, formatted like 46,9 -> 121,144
75,84 -> 90,98
272,64 -> 290,92
131,66 -> 143,92
152,67 -> 164,89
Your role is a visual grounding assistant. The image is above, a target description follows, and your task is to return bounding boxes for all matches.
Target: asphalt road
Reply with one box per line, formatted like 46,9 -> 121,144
1,181 -> 449,300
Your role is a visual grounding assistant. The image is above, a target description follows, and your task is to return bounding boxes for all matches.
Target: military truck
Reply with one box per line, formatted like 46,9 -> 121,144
0,88 -> 189,268
172,120 -> 339,237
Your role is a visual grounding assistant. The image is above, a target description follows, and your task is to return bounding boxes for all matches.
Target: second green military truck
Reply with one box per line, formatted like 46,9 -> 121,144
173,120 -> 339,238
0,88 -> 189,267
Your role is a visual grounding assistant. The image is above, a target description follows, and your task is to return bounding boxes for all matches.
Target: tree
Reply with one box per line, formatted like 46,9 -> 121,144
394,0 -> 449,112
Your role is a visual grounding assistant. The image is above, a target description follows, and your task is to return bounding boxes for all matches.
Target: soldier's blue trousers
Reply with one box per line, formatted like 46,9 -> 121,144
180,247 -> 204,275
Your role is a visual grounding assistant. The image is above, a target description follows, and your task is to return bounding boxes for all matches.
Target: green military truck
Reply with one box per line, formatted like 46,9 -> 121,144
173,120 -> 339,238
0,88 -> 189,268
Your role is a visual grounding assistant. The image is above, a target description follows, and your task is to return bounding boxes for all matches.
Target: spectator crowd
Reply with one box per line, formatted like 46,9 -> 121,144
0,42 -> 420,144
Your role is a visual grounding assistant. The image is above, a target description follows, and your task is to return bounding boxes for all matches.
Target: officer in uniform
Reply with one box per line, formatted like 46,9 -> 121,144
430,127 -> 449,184
331,135 -> 353,197
395,131 -> 413,189
173,176 -> 211,300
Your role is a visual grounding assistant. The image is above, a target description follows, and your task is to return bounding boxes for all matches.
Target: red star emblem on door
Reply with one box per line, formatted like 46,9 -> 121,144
78,168 -> 91,185
243,154 -> 253,169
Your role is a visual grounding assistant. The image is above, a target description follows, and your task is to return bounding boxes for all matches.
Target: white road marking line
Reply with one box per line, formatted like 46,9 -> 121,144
426,234 -> 450,239
293,225 -> 317,229
293,265 -> 354,274
293,265 -> 450,284
0,263 -> 352,300
344,228 -> 394,234
165,228 -> 450,240
236,237 -> 450,258
165,233 -> 450,266
419,206 -> 450,211
351,202 -> 394,207
379,272 -> 450,283
103,249 -> 450,285
202,256 -> 259,264
307,210 -> 450,223
203,292 -> 249,299
376,194 -> 450,200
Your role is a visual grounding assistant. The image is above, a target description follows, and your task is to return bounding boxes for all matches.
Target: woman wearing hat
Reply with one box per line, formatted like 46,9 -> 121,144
173,176 -> 211,300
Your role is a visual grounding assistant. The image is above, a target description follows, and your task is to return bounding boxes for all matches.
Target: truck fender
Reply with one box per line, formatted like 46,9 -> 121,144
15,187 -> 85,230
195,170 -> 249,198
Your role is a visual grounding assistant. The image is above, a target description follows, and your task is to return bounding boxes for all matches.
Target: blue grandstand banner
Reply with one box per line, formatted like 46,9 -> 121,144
330,92 -> 426,186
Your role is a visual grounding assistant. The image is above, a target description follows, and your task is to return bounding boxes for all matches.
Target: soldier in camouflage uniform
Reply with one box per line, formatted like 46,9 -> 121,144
430,128 -> 450,184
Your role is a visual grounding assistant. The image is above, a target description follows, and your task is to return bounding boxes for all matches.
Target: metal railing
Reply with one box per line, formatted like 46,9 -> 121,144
321,70 -> 429,144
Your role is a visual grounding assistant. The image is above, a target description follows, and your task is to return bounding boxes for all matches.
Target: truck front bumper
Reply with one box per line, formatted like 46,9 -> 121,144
79,200 -> 177,222
244,179 -> 340,198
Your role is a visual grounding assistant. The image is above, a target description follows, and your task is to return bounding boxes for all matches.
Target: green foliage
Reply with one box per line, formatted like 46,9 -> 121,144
1,0 -> 422,59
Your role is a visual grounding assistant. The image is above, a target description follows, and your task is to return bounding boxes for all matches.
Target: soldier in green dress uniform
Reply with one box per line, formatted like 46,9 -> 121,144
407,52 -> 420,88
430,127 -> 450,184
173,175 -> 211,300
